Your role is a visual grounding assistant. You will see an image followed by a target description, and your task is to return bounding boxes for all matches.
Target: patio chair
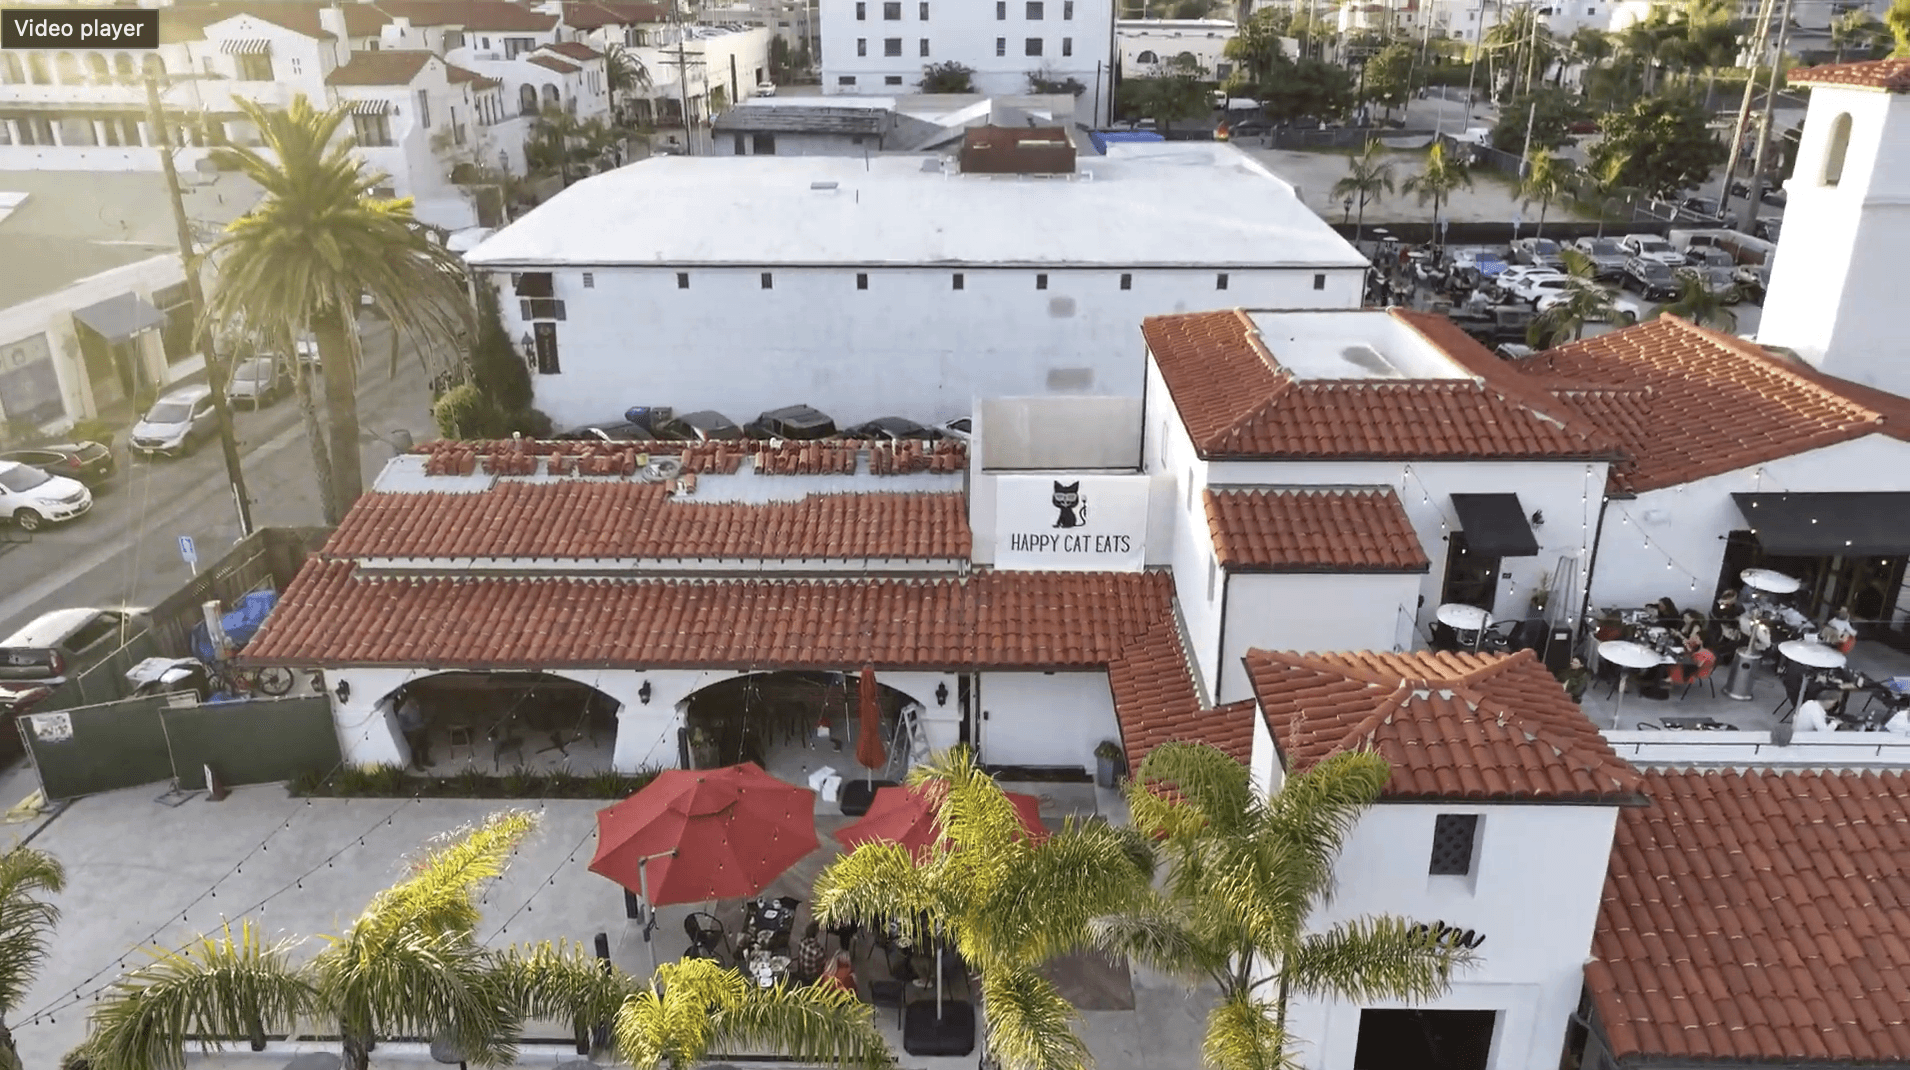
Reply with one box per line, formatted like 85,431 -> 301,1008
1675,653 -> 1719,700
491,729 -> 526,771
685,912 -> 727,963
444,722 -> 476,761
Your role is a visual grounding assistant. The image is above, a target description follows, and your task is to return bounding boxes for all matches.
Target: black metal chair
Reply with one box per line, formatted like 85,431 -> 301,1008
684,912 -> 727,964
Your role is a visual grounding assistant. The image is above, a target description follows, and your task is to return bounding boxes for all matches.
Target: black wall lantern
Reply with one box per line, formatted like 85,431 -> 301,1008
935,681 -> 948,706
334,678 -> 351,704
638,679 -> 652,704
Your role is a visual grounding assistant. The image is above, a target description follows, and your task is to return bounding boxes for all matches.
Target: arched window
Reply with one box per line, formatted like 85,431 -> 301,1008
54,52 -> 80,84
141,54 -> 165,81
1175,50 -> 1196,64
1823,111 -> 1852,187
86,52 -> 109,84
1135,49 -> 1157,63
27,53 -> 50,85
542,83 -> 560,107
519,83 -> 538,115
0,53 -> 20,84
115,53 -> 137,84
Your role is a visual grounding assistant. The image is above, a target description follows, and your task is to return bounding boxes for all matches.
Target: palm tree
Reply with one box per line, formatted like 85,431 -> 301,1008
604,43 -> 651,125
1331,141 -> 1396,244
608,958 -> 890,1070
204,95 -> 470,524
1658,276 -> 1738,332
1519,148 -> 1574,239
1400,142 -> 1473,238
813,746 -> 1154,1070
1528,248 -> 1624,347
1582,151 -> 1630,238
1891,0 -> 1910,56
1090,743 -> 1477,1070
0,847 -> 66,1070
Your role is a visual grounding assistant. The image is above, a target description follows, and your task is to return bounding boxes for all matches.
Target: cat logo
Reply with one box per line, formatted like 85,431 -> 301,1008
1051,480 -> 1088,529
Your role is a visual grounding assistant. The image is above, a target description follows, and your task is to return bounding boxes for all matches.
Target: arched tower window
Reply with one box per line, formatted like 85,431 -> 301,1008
1135,49 -> 1157,64
1823,111 -> 1852,187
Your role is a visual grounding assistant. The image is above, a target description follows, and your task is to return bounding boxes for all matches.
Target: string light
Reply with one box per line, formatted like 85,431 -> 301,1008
484,825 -> 596,943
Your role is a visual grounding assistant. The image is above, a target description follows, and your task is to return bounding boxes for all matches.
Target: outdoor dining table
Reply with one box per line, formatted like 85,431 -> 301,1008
1742,568 -> 1803,594
1436,603 -> 1491,650
1599,639 -> 1672,724
1778,639 -> 1848,716
744,948 -> 791,989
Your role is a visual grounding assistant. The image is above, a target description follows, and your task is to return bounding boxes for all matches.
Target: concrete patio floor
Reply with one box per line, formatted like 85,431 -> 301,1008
1580,638 -> 1910,732
8,773 -> 1202,1070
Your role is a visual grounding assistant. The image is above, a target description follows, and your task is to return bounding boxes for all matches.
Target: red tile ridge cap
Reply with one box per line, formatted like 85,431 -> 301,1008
1788,57 -> 1910,91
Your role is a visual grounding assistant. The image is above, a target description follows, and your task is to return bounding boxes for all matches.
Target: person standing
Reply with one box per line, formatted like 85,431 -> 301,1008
791,921 -> 829,985
396,688 -> 429,769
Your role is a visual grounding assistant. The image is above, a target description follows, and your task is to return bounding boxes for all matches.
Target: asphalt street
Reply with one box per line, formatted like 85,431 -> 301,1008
0,318 -> 440,640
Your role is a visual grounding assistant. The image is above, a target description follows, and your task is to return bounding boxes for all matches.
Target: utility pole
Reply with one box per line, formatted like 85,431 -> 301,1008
1522,0 -> 1539,96
666,1 -> 699,153
144,73 -> 254,538
1462,0 -> 1485,118
1738,0 -> 1795,232
1719,0 -> 1778,214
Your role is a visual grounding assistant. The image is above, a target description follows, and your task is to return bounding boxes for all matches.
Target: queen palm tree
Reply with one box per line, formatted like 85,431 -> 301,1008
1330,141 -> 1396,244
0,847 -> 66,1070
604,43 -> 651,124
1529,248 -> 1624,347
1400,142 -> 1472,237
1090,743 -> 1477,1070
813,746 -> 1154,1070
204,95 -> 470,524
608,958 -> 889,1070
1583,151 -> 1630,238
1658,276 -> 1738,332
1519,148 -> 1574,239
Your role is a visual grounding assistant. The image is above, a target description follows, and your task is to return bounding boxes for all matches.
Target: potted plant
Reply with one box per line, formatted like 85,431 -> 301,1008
1094,739 -> 1125,788
1529,585 -> 1550,615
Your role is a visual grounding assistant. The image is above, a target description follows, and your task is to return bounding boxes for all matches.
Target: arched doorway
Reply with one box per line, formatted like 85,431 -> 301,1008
682,671 -> 923,786
392,670 -> 623,774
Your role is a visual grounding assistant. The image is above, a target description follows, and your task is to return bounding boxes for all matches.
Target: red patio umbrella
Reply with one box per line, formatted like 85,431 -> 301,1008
589,762 -> 818,907
855,665 -> 887,775
835,782 -> 1047,860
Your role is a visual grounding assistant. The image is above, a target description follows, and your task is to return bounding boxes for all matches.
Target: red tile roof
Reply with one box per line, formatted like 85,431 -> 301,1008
542,40 -> 602,60
325,486 -> 970,560
1788,57 -> 1910,91
179,2 -> 391,39
1205,487 -> 1428,572
448,63 -> 502,87
1589,769 -> 1910,1065
327,50 -> 436,85
1244,648 -> 1645,803
414,438 -> 967,477
1516,316 -> 1908,494
561,0 -> 668,28
375,0 -> 558,31
1141,309 -> 1616,462
528,54 -> 580,72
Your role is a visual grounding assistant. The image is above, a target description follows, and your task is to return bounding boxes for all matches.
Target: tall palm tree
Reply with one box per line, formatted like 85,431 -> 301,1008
1658,276 -> 1738,332
1528,248 -> 1624,348
1091,743 -> 1476,1070
1519,148 -> 1574,239
813,746 -> 1154,1070
608,958 -> 890,1070
1331,141 -> 1396,243
1583,151 -> 1630,238
204,95 -> 470,524
604,43 -> 651,124
1401,142 -> 1473,237
0,847 -> 65,1070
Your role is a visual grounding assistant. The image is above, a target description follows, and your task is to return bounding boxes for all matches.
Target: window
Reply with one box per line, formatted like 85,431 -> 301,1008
513,272 -> 554,297
1824,112 -> 1853,186
1356,1010 -> 1496,1070
920,37 -> 930,55
838,75 -> 857,84
1136,49 -> 1157,63
733,133 -> 746,154
1215,272 -> 1228,290
856,0 -> 866,16
920,1 -> 930,15
753,132 -> 776,153
531,322 -> 560,375
444,30 -> 465,49
997,0 -> 1006,16
352,113 -> 393,146
1120,272 -> 1131,290
519,299 -> 566,320
417,89 -> 431,128
1428,814 -> 1479,876
856,272 -> 869,289
884,1 -> 901,16
503,37 -> 534,58
236,52 -> 273,81
677,272 -> 690,288
1312,273 -> 1326,290
885,74 -> 904,83
996,36 -> 1006,54
582,272 -> 595,289
1025,37 -> 1042,55
519,84 -> 538,115
1064,0 -> 1073,15
1035,272 -> 1048,289
857,37 -> 867,55
952,272 -> 964,289
884,37 -> 902,54
761,272 -> 774,289
1061,36 -> 1071,55
1026,0 -> 1043,16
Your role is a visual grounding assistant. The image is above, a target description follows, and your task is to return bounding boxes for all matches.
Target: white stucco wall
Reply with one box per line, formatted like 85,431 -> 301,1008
1218,572 -> 1422,701
977,671 -> 1119,770
1283,802 -> 1622,1070
1114,19 -> 1234,76
716,130 -> 877,156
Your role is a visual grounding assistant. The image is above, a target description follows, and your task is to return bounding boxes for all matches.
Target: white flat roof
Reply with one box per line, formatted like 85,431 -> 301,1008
467,144 -> 1363,269
1251,310 -> 1474,381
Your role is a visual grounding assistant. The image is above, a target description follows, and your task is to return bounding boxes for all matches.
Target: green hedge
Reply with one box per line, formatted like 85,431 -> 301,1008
292,764 -> 662,799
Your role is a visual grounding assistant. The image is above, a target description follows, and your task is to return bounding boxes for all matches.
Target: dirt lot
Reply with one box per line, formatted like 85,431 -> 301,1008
1241,143 -> 1555,227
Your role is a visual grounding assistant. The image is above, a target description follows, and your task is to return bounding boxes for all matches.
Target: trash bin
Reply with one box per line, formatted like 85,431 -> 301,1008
1723,649 -> 1757,701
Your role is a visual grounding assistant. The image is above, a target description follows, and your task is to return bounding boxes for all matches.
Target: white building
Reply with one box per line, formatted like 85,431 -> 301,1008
819,0 -> 1115,125
626,23 -> 774,126
462,140 -> 1365,432
1114,18 -> 1235,79
710,92 -> 1079,155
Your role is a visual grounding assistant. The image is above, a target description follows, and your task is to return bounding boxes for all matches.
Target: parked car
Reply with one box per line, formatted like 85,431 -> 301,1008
1538,288 -> 1643,325
553,420 -> 655,442
1493,265 -> 1562,289
1570,237 -> 1630,281
0,442 -> 113,488
651,410 -> 744,442
843,416 -> 942,441
1623,255 -> 1681,300
1761,186 -> 1787,207
937,416 -> 973,442
1618,233 -> 1686,268
1680,246 -> 1742,301
226,356 -> 292,409
752,82 -> 777,97
0,460 -> 91,531
1450,303 -> 1535,346
1755,217 -> 1783,242
1494,342 -> 1536,360
1735,263 -> 1771,305
1679,196 -> 1722,220
130,386 -> 219,458
745,404 -> 838,441
1501,270 -> 1572,304
1509,237 -> 1565,270
0,607 -> 148,691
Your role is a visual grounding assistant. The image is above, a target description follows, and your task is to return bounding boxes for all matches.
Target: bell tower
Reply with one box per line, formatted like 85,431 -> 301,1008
1758,59 -> 1910,396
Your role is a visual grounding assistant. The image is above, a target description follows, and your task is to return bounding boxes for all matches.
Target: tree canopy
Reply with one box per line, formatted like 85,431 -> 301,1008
1361,42 -> 1415,109
1490,88 -> 1588,153
1587,93 -> 1726,201
921,60 -> 976,92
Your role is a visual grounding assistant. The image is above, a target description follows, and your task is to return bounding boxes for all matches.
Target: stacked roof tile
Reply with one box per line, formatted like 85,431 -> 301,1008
542,41 -> 603,60
1589,769 -> 1910,1064
1244,648 -> 1645,802
415,438 -> 966,477
326,485 -> 970,560
327,50 -> 436,86
1788,57 -> 1910,91
373,0 -> 558,31
1205,487 -> 1428,572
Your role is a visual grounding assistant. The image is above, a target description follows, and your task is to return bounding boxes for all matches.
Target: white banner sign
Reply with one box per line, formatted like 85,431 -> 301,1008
995,474 -> 1149,572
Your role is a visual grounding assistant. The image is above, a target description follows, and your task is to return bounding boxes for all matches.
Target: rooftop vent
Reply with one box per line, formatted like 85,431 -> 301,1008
810,180 -> 839,191
958,126 -> 1076,175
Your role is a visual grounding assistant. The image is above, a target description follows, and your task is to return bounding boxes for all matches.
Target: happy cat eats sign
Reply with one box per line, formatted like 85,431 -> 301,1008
995,474 -> 1149,572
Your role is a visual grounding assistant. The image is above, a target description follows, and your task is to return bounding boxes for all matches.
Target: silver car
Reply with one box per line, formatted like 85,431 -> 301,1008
130,386 -> 218,458
1570,237 -> 1629,280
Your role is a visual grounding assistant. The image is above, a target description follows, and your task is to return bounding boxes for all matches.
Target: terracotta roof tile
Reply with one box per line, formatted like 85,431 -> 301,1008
374,0 -> 559,31
414,438 -> 967,477
561,0 -> 667,27
327,50 -> 435,85
1518,316 -> 1902,494
1245,648 -> 1645,803
1205,487 -> 1428,572
1789,57 -> 1910,91
180,2 -> 387,39
527,54 -> 580,72
325,485 -> 970,560
1141,309 -> 1615,461
542,40 -> 602,60
447,63 -> 501,87
1590,769 -> 1910,1065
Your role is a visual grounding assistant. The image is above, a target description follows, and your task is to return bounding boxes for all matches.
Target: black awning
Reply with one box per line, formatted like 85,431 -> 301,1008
1451,493 -> 1540,557
72,293 -> 166,344
1733,493 -> 1910,556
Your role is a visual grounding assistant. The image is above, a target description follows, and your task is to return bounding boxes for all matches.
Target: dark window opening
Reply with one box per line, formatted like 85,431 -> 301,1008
753,132 -> 776,154
513,272 -> 554,297
857,272 -> 869,289
1120,273 -> 1132,290
1313,272 -> 1327,290
1216,272 -> 1228,290
1440,532 -> 1500,618
1354,1009 -> 1495,1070
761,272 -> 774,289
1025,36 -> 1042,55
884,37 -> 903,54
885,74 -> 904,83
1035,273 -> 1048,289
519,298 -> 566,320
1429,813 -> 1479,876
676,272 -> 690,289
952,272 -> 964,289
884,1 -> 902,16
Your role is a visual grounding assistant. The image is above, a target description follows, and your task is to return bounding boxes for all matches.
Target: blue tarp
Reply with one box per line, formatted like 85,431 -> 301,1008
190,590 -> 280,662
1088,131 -> 1166,153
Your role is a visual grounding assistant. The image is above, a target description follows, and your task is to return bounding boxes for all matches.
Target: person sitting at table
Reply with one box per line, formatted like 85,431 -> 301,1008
1794,688 -> 1841,733
1714,588 -> 1740,621
1678,610 -> 1706,642
1652,597 -> 1681,630
1558,657 -> 1590,704
791,921 -> 829,985
1668,635 -> 1715,688
817,951 -> 858,994
1820,606 -> 1858,653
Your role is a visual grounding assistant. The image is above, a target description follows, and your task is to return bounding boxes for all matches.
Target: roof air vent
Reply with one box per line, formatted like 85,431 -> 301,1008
810,180 -> 839,191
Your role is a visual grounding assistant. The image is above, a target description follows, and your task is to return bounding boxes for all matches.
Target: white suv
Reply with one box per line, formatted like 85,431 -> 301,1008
0,460 -> 92,532
1619,233 -> 1686,268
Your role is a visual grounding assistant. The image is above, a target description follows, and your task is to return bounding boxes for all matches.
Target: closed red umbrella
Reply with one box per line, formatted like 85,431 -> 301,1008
589,762 -> 818,907
855,665 -> 886,773
835,782 -> 1047,860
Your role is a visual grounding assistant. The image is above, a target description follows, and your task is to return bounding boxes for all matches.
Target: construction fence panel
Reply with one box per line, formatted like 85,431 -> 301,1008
163,696 -> 341,791
18,694 -> 177,801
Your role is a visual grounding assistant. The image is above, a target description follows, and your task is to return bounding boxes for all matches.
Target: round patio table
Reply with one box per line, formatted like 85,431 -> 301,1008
1742,568 -> 1802,595
1599,640 -> 1671,726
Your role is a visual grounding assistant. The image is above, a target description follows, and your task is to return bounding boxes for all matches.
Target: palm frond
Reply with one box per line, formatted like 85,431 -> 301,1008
713,977 -> 894,1070
1284,915 -> 1478,1005
1086,907 -> 1229,988
978,967 -> 1091,1070
86,923 -> 315,1070
314,925 -> 519,1067
1201,992 -> 1298,1070
610,960 -> 749,1070
968,820 -> 1154,970
494,940 -> 635,1037
0,847 -> 64,1012
1130,742 -> 1258,838
812,840 -> 943,950
361,810 -> 539,939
